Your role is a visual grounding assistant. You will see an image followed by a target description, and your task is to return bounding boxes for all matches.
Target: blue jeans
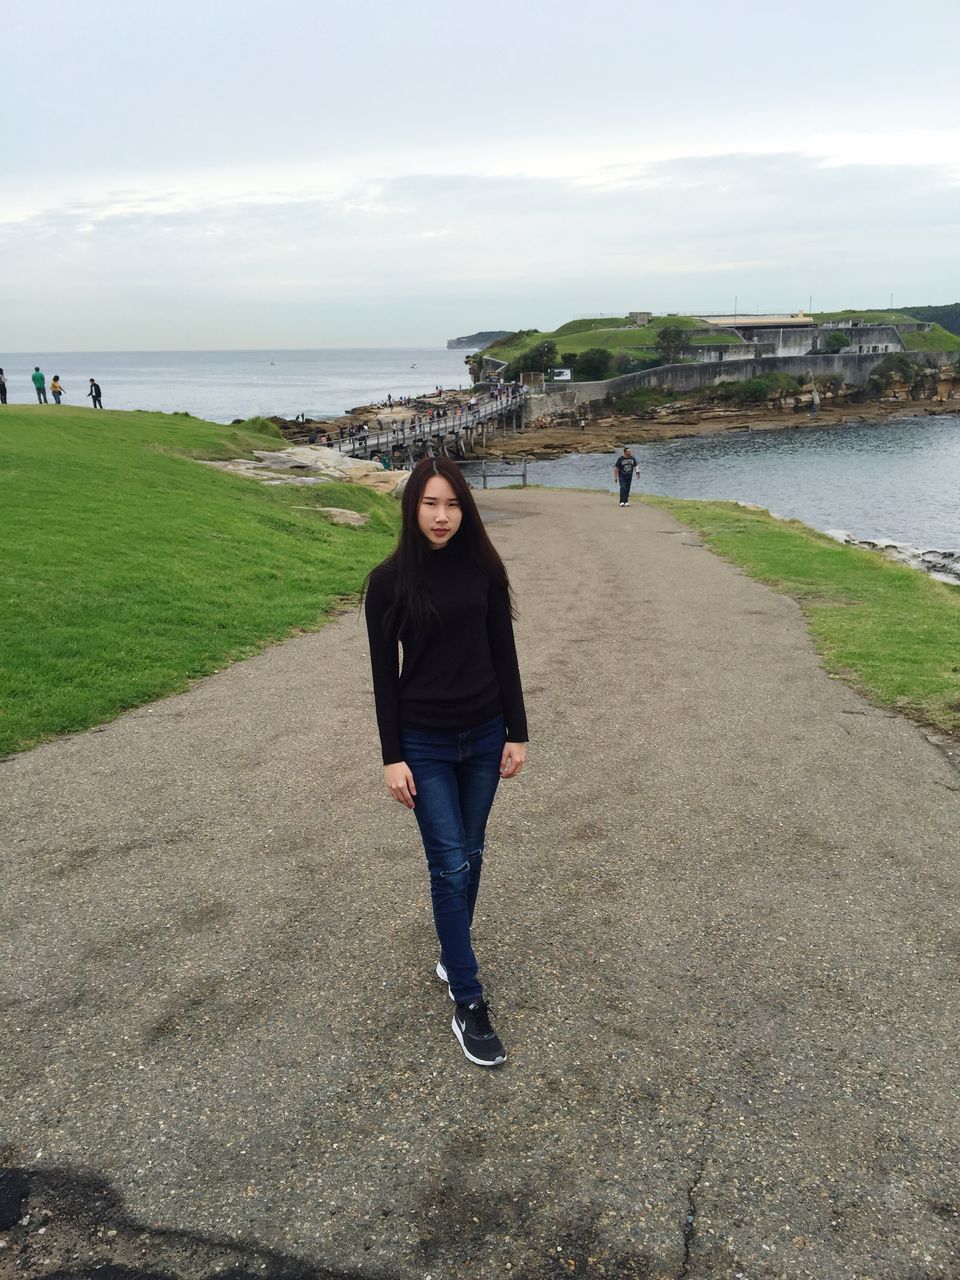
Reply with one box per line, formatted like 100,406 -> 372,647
619,475 -> 633,503
400,714 -> 505,1004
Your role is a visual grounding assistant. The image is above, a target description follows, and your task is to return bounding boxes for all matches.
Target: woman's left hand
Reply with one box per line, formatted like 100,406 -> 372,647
499,742 -> 526,779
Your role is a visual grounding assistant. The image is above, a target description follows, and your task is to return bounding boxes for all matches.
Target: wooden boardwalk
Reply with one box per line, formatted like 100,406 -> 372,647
314,388 -> 526,467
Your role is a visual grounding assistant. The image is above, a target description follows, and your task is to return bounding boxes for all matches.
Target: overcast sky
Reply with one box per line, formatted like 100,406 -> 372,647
2,0 -> 958,350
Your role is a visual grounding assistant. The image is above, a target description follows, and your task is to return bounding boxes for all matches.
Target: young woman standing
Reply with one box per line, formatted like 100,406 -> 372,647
364,457 -> 528,1066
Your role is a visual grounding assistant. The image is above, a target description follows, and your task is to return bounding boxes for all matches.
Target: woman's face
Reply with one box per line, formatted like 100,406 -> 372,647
417,474 -> 463,549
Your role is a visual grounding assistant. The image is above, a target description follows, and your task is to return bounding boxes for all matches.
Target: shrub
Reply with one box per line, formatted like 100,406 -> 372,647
714,374 -> 801,405
572,348 -> 613,380
610,351 -> 662,377
824,332 -> 851,353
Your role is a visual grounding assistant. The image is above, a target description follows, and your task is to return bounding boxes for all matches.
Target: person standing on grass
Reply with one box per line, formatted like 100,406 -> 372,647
32,367 -> 47,404
0,369 -> 7,405
364,457 -> 528,1068
614,446 -> 638,507
50,375 -> 65,405
87,378 -> 103,409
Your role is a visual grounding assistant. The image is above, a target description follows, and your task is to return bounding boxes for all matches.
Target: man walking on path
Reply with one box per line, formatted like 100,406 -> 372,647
87,378 -> 103,409
614,446 -> 638,506
32,367 -> 48,404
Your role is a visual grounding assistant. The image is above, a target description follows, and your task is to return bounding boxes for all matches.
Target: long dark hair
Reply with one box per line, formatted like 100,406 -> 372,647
364,457 -> 515,636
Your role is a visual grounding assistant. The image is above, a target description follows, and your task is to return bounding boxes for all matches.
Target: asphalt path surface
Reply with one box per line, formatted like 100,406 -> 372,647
2,489 -> 958,1280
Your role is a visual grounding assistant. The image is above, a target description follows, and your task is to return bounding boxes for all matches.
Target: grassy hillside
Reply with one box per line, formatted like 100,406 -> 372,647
0,406 -> 399,755
813,309 -> 918,324
485,314 -> 741,363
900,324 -> 960,352
903,303 -> 960,336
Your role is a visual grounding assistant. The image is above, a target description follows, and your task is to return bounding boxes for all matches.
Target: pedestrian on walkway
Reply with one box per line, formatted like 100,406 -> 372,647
50,375 -> 65,405
32,367 -> 47,404
0,369 -> 7,405
364,457 -> 528,1068
87,379 -> 103,409
614,446 -> 638,507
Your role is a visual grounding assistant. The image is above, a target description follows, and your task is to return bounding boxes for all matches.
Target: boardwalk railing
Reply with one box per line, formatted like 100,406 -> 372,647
479,458 -> 529,488
325,389 -> 526,465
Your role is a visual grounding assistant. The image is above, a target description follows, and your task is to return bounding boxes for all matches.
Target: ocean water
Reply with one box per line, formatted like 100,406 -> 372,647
462,414 -> 960,553
0,348 -> 474,422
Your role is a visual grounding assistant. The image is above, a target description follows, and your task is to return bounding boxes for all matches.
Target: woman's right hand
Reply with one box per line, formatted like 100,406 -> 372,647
384,762 -> 417,809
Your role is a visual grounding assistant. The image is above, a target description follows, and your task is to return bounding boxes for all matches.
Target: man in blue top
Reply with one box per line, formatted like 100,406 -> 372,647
613,446 -> 638,507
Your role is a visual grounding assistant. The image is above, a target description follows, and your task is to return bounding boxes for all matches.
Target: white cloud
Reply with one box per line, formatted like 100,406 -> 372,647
2,146 -> 957,347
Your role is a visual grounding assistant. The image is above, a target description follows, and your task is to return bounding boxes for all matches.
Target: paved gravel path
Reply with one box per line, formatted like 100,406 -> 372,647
2,489 -> 958,1280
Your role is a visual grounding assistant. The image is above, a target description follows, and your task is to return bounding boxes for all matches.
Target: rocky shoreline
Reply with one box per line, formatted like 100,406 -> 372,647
825,531 -> 960,585
471,398 -> 960,461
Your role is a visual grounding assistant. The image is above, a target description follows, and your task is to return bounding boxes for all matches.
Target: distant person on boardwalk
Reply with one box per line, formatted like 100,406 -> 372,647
0,369 -> 7,405
87,379 -> 103,409
614,446 -> 638,507
364,457 -> 528,1068
50,376 -> 65,405
32,367 -> 47,404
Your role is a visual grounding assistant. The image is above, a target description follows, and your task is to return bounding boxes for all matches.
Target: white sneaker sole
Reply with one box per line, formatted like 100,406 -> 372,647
451,1015 -> 507,1067
435,960 -> 455,1001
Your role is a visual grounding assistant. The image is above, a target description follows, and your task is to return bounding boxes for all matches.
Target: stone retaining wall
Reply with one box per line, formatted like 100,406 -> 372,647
527,351 -> 956,418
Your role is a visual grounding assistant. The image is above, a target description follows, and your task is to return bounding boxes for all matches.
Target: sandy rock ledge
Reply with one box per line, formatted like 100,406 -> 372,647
199,446 -> 409,496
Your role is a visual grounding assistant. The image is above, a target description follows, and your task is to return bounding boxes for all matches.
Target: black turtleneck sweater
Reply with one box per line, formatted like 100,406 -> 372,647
364,536 -> 528,765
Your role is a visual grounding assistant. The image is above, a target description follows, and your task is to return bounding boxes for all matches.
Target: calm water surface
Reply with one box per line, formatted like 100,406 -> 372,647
0,348 -> 473,422
464,415 -> 960,552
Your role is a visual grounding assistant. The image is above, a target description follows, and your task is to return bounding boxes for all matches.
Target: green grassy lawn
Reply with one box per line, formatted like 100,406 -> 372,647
813,309 -> 918,324
900,324 -> 960,352
688,331 -> 745,345
644,497 -> 960,738
0,405 -> 400,755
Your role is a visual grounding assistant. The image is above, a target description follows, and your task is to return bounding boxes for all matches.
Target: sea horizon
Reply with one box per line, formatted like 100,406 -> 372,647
0,347 -> 475,422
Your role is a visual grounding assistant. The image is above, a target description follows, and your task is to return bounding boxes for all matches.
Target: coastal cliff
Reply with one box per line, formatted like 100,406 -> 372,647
446,330 -> 512,350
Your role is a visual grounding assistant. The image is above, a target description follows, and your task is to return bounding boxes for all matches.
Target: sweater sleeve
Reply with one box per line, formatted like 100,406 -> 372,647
487,579 -> 528,743
364,568 -> 404,765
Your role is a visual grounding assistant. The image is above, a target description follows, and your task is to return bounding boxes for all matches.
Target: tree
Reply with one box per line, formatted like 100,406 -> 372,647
572,348 -> 613,380
824,331 -> 851,353
502,341 -> 559,382
655,326 -> 691,364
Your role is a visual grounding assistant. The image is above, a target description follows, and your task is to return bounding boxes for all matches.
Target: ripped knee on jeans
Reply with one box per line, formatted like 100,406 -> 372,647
439,859 -> 470,879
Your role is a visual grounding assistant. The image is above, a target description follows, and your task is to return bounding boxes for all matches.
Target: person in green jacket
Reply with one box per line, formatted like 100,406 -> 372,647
32,367 -> 47,404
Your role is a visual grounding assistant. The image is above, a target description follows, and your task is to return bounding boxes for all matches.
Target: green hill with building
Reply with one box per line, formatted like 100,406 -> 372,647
476,309 -> 960,382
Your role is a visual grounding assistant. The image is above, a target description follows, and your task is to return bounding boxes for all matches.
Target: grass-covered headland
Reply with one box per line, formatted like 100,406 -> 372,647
0,406 -> 400,756
646,497 -> 960,739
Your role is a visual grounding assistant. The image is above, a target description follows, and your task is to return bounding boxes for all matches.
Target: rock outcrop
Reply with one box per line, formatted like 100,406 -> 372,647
199,446 -> 409,496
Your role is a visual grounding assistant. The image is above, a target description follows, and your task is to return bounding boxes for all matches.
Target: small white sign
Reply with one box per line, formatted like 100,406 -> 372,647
552,368 -> 572,380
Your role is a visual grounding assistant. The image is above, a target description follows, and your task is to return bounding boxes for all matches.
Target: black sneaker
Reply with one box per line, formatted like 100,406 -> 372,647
452,1000 -> 506,1067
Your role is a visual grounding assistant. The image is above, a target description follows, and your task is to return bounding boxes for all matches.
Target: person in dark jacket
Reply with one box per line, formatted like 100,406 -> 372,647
613,446 -> 638,506
364,457 -> 528,1067
87,379 -> 103,409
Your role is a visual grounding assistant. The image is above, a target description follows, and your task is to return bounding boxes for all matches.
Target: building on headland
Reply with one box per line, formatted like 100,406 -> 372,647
691,311 -> 906,360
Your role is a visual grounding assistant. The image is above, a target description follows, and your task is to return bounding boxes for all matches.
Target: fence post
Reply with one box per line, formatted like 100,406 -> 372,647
482,460 -> 488,489
522,457 -> 528,488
